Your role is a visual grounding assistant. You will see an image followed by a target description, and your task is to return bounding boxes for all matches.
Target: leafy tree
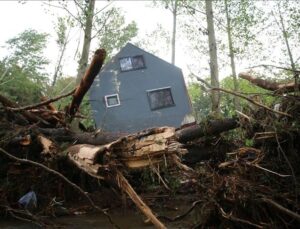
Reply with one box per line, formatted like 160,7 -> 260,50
188,81 -> 211,121
205,0 -> 220,115
45,1 -> 138,83
0,29 -> 49,104
96,7 -> 138,60
52,16 -> 72,87
134,23 -> 170,58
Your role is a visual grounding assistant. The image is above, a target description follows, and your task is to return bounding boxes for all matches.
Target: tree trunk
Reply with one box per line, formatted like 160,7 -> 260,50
205,0 -> 220,114
224,0 -> 240,110
277,4 -> 298,93
171,0 -> 177,65
52,29 -> 70,88
76,0 -> 96,84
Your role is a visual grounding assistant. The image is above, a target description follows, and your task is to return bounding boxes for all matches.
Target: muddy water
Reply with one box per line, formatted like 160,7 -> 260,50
0,212 -> 155,229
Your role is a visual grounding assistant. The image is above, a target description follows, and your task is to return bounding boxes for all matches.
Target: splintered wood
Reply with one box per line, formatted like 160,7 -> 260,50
67,127 -> 190,228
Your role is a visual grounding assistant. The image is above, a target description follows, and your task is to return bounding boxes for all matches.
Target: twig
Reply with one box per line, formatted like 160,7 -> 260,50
218,205 -> 264,228
275,133 -> 297,202
8,89 -> 75,112
211,87 -> 292,118
246,64 -> 300,74
249,163 -> 291,178
158,200 -> 202,222
261,198 -> 300,223
0,148 -> 119,229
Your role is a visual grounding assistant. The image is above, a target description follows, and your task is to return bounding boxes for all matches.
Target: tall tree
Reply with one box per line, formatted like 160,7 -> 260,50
1,29 -> 49,103
52,16 -> 72,87
45,0 -> 138,84
76,0 -> 96,84
153,0 -> 184,65
205,0 -> 220,114
272,1 -> 299,90
224,0 -> 239,110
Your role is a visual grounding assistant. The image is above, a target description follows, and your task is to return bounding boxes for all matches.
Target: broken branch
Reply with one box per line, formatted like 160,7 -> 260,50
67,49 -> 106,118
239,72 -> 300,93
8,89 -> 76,112
211,87 -> 292,118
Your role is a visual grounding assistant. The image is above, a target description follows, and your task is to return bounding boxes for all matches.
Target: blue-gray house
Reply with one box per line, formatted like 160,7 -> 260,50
89,43 -> 194,133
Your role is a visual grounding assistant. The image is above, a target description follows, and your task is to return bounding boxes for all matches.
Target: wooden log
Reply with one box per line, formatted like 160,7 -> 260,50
175,118 -> 239,143
239,72 -> 300,93
115,171 -> 166,229
67,49 -> 106,117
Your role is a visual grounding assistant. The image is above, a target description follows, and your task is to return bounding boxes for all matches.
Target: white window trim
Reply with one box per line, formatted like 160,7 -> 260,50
104,94 -> 120,108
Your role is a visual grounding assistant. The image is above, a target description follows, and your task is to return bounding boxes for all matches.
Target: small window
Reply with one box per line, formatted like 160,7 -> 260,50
105,94 -> 120,108
119,57 -> 132,71
119,55 -> 145,72
147,87 -> 175,110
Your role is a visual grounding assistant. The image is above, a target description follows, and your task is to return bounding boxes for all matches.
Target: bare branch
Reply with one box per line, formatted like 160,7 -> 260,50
43,2 -> 84,28
8,89 -> 76,112
211,87 -> 292,118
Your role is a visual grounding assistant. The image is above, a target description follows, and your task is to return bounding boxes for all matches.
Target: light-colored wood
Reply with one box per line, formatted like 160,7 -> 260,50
116,171 -> 167,229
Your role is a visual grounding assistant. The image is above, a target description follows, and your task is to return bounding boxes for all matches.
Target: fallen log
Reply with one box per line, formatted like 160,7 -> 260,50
37,118 -> 240,146
67,49 -> 106,118
175,118 -> 239,143
239,72 -> 300,93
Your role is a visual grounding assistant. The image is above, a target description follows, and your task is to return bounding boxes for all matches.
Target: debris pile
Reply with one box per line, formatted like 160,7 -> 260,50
0,50 -> 299,228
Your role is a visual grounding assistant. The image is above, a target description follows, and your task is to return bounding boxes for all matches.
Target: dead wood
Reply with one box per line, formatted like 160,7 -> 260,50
115,170 -> 167,229
67,49 -> 106,118
175,118 -> 239,143
261,198 -> 300,223
0,147 -> 118,228
0,93 -> 50,125
239,72 -> 300,93
211,87 -> 292,118
8,89 -> 75,112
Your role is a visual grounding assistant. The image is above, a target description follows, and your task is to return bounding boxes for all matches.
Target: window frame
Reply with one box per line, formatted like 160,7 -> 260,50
104,93 -> 121,108
146,87 -> 175,111
119,55 -> 146,72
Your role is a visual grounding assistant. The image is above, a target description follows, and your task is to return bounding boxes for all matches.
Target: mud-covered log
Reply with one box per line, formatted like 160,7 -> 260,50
175,118 -> 239,143
239,72 -> 300,93
67,49 -> 106,117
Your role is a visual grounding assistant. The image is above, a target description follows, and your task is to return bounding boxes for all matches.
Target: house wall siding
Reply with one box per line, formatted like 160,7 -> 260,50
89,43 -> 193,133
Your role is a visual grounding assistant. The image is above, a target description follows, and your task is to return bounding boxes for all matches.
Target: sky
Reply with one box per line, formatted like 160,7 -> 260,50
0,0 -> 191,81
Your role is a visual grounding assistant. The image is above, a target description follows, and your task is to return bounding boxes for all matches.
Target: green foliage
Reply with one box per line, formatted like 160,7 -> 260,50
96,7 -> 138,60
220,76 -> 275,116
187,82 -> 211,121
0,29 -> 49,104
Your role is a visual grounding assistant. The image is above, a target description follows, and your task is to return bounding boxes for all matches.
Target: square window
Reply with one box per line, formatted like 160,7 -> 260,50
147,87 -> 175,110
105,94 -> 120,108
119,57 -> 133,71
131,55 -> 145,69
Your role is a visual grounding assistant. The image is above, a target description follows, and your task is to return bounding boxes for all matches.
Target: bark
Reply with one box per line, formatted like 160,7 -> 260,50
67,49 -> 106,117
76,0 -> 96,84
239,72 -> 300,93
205,0 -> 220,114
52,28 -> 70,87
175,118 -> 239,143
224,0 -> 240,110
37,118 -> 240,146
277,5 -> 298,91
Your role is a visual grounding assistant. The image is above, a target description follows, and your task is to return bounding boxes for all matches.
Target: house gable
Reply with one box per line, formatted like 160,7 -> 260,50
89,43 -> 194,133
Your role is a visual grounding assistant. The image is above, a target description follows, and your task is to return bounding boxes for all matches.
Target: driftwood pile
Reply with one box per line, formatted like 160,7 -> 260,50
0,49 -> 299,228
